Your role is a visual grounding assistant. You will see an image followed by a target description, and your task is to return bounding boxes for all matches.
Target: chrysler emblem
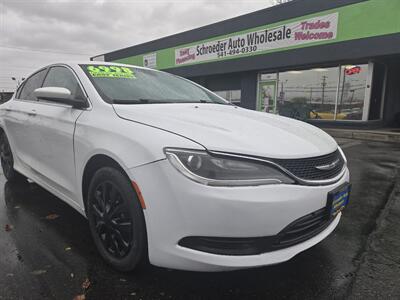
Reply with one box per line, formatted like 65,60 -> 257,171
315,159 -> 340,171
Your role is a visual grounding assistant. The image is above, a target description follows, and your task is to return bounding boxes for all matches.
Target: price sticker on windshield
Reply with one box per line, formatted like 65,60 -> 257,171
87,65 -> 136,79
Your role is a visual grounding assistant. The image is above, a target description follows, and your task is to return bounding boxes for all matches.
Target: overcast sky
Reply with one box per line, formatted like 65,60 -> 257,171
0,0 -> 276,91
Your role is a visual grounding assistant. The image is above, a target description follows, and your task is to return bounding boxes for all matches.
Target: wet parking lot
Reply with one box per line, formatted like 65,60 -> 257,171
1,138 -> 400,300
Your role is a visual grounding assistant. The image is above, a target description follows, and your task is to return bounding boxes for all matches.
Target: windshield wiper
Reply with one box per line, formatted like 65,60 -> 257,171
111,98 -> 161,104
112,98 -> 222,105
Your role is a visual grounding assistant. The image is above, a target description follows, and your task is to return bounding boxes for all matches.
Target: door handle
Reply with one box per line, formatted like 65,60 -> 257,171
27,109 -> 37,116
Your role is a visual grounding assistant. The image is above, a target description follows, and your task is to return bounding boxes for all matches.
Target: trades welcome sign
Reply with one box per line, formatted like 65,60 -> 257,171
175,12 -> 338,66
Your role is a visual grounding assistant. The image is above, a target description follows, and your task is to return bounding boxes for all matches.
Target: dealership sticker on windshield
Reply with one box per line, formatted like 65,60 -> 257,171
87,65 -> 136,79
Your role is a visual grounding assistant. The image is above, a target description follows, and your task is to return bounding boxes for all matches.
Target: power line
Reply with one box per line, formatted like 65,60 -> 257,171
1,64 -> 37,68
0,45 -> 92,56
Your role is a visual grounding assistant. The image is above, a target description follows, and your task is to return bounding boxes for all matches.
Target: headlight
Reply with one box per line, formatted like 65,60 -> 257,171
164,148 -> 295,186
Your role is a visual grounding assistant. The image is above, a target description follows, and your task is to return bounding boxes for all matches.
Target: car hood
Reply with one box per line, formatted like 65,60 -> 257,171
113,103 -> 337,159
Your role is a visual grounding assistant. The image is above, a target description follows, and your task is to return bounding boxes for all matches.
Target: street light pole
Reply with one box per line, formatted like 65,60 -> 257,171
11,77 -> 18,89
11,77 -> 25,89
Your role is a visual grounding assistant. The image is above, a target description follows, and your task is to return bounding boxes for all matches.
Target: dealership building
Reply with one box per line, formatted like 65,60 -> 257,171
92,0 -> 400,127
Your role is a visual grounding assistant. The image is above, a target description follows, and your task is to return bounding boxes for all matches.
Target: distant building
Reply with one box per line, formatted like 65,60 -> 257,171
93,0 -> 400,127
0,91 -> 14,103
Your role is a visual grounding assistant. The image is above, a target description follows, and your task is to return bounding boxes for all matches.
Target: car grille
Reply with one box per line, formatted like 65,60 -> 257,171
272,207 -> 331,250
271,149 -> 345,181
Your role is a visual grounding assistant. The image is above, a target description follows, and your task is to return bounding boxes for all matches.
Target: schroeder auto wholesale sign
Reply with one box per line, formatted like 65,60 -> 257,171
175,12 -> 338,66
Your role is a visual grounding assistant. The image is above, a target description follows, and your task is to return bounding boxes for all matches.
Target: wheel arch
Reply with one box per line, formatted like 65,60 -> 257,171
82,153 -> 149,269
81,153 -> 131,212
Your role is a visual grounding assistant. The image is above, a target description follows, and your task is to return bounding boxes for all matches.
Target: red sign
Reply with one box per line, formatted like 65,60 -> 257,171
345,66 -> 361,76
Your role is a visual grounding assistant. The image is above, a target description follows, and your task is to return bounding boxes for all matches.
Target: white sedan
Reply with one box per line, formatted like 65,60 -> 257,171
0,62 -> 350,272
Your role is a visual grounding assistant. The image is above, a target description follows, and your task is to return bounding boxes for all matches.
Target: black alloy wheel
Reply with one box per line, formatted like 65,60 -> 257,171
87,167 -> 147,271
0,132 -> 27,183
92,181 -> 133,258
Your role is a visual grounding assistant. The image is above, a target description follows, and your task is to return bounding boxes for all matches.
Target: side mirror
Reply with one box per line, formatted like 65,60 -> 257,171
34,87 -> 87,109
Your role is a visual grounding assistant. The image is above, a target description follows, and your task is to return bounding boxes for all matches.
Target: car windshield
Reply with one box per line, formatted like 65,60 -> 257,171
80,64 -> 228,105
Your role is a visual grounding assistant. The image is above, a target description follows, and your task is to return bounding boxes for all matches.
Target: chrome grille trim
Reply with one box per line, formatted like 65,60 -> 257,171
209,149 -> 347,186
270,150 -> 345,181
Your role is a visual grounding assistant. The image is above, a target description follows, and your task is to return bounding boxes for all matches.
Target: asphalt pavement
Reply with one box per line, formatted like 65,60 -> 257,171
1,138 -> 400,300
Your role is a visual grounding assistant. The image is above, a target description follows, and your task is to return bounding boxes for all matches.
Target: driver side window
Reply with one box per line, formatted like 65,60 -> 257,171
42,66 -> 85,101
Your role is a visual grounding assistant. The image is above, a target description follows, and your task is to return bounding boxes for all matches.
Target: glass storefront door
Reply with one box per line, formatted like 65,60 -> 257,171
337,64 -> 369,120
257,73 -> 277,113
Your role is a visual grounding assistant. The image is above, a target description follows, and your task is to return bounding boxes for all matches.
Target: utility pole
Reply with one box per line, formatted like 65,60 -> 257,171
321,75 -> 327,107
349,90 -> 355,106
279,79 -> 287,104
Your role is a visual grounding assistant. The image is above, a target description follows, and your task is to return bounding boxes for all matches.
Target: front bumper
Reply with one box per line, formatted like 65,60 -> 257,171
130,159 -> 350,272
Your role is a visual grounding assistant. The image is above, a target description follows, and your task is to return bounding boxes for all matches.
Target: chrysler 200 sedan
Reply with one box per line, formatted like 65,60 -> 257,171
0,62 -> 350,272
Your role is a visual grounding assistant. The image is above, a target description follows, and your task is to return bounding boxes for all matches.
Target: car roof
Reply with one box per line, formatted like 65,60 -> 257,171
23,61 -> 164,83
52,61 -> 153,71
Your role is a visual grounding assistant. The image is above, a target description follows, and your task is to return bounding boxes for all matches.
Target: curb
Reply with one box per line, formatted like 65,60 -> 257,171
324,129 -> 400,143
347,168 -> 400,299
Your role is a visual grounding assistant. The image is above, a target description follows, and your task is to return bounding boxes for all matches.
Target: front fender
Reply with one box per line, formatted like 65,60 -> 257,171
73,106 -> 204,207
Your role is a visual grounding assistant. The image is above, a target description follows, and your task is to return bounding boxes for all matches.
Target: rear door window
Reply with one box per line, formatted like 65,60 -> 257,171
18,69 -> 47,101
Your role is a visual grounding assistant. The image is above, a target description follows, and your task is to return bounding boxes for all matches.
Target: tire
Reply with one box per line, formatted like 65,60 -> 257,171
86,166 -> 147,271
0,131 -> 27,183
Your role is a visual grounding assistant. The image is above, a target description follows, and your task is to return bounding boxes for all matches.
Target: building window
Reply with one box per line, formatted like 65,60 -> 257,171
278,67 -> 339,120
214,90 -> 241,106
258,63 -> 372,121
260,73 -> 277,81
